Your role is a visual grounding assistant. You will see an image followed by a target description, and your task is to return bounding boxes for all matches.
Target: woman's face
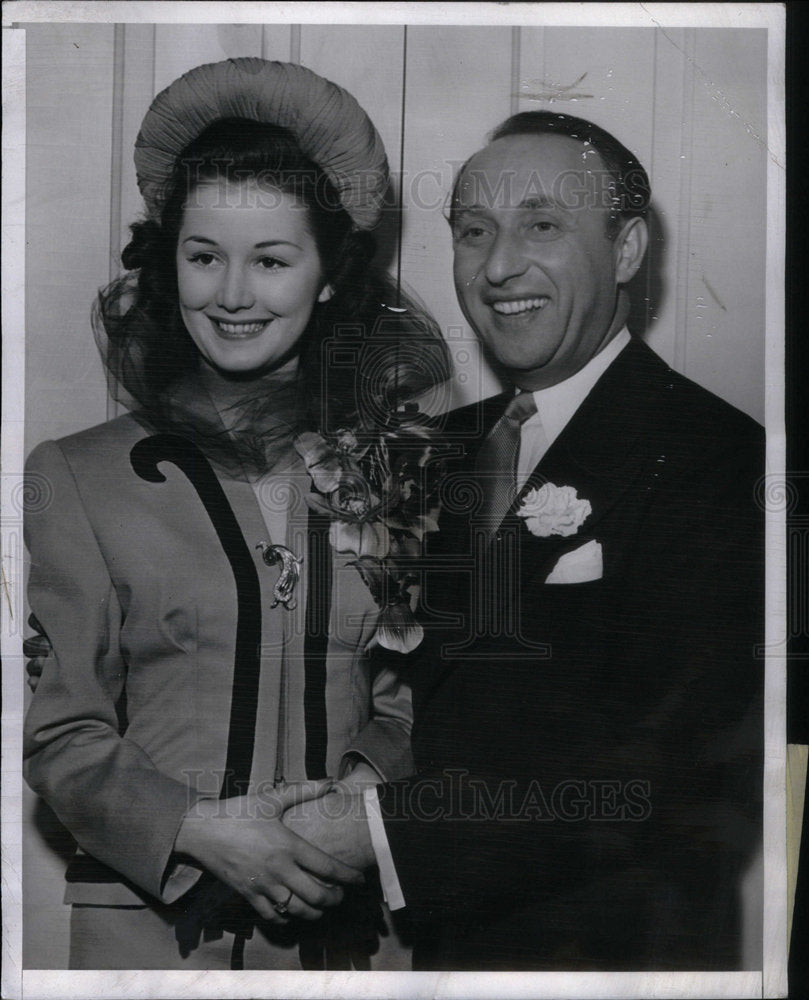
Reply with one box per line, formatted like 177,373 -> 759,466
176,178 -> 332,375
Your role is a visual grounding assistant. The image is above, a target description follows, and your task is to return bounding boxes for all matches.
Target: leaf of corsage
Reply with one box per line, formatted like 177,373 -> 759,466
383,512 -> 440,541
347,555 -> 389,604
294,431 -> 343,493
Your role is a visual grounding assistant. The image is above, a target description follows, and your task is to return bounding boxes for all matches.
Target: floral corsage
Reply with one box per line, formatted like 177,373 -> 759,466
294,408 -> 441,653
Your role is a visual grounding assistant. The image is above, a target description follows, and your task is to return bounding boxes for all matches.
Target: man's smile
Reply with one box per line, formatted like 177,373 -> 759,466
490,296 -> 550,316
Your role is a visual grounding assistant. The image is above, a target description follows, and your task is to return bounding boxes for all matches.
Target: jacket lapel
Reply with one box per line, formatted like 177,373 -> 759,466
419,339 -> 672,696
503,338 -> 673,583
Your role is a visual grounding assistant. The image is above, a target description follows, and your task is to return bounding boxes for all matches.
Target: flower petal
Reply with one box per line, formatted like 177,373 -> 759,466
330,520 -> 391,560
377,603 -> 424,653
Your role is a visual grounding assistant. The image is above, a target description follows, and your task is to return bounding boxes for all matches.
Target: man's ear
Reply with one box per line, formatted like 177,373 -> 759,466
317,283 -> 335,304
613,217 -> 648,285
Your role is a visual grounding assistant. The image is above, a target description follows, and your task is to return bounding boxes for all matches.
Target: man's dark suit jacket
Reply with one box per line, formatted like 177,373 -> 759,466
378,337 -> 764,971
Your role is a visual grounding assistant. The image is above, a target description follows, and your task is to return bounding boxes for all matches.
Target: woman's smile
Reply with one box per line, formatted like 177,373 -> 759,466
208,317 -> 275,338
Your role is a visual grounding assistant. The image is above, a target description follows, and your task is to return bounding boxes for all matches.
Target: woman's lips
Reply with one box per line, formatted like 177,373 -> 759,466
209,318 -> 271,337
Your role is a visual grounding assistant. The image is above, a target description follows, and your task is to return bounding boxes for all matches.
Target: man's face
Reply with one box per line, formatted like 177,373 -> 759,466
452,133 -> 639,389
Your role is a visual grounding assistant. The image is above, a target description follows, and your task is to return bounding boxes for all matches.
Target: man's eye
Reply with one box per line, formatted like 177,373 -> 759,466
455,225 -> 492,244
527,219 -> 561,239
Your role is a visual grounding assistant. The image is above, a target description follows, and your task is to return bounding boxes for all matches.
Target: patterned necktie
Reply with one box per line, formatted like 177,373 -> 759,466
475,391 -> 538,539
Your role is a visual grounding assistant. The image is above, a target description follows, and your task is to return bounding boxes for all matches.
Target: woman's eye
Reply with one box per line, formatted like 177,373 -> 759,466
257,256 -> 287,270
188,252 -> 219,267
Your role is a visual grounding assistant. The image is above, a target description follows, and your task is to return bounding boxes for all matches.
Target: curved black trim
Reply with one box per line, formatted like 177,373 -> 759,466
131,434 -> 261,798
304,509 -> 332,779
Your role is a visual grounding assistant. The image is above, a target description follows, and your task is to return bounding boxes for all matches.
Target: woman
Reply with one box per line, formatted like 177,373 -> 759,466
23,58 -> 448,971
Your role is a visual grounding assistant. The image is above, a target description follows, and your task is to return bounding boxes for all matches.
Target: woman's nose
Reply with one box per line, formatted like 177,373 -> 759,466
216,265 -> 255,312
484,231 -> 529,286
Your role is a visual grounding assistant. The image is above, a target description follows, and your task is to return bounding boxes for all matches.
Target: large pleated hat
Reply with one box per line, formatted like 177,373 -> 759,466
134,57 -> 389,230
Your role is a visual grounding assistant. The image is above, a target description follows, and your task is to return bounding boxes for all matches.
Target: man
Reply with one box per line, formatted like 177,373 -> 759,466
284,111 -> 764,971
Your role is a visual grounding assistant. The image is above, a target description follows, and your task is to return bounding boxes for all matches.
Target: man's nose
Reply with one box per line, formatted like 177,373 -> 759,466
216,265 -> 255,312
483,231 -> 529,286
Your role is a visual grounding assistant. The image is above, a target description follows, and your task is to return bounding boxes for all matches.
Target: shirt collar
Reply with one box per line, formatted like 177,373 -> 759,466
526,327 -> 631,448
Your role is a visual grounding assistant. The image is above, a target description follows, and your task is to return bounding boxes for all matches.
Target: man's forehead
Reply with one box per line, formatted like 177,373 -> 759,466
455,133 -> 612,212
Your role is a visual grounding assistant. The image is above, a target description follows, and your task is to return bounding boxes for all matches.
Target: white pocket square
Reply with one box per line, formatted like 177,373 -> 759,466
544,540 -> 603,584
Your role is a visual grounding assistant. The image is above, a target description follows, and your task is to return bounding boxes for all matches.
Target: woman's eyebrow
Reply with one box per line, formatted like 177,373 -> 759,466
179,236 -> 304,250
254,240 -> 303,251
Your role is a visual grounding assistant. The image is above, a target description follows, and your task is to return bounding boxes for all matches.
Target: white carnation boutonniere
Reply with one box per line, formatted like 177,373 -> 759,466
516,482 -> 592,538
294,410 -> 442,653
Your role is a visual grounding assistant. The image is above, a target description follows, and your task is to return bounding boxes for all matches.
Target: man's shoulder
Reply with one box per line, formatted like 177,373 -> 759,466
606,337 -> 763,445
433,390 -> 511,451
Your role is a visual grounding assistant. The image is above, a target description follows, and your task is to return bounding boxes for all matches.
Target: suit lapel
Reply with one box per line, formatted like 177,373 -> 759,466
504,338 -> 673,582
418,340 -> 672,697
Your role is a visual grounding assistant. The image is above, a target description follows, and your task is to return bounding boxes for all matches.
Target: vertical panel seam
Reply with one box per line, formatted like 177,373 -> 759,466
646,27 -> 659,338
673,28 -> 696,375
396,25 -> 408,306
150,23 -> 157,98
290,25 -> 301,64
108,24 -> 125,284
510,26 -> 521,116
107,24 -> 125,423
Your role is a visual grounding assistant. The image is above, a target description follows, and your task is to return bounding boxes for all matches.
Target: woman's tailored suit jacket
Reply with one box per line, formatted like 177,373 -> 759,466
23,412 -> 413,907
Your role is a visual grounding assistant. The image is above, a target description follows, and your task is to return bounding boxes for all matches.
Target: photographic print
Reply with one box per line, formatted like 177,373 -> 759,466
1,3 -> 786,998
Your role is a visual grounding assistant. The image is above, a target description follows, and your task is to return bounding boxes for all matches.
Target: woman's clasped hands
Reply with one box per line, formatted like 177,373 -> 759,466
173,779 -> 365,925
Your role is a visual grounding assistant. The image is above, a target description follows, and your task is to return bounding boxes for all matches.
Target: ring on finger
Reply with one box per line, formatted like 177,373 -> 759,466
273,888 -> 294,916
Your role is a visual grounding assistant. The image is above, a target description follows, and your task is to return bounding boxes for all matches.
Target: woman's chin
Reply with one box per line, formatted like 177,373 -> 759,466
199,351 -> 300,381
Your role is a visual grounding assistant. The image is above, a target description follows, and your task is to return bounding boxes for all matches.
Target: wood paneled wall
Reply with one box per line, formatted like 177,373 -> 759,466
22,21 -> 768,968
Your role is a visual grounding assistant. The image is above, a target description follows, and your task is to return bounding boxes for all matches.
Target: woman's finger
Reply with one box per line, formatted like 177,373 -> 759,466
26,657 -> 45,677
246,891 -> 290,925
23,635 -> 52,658
262,885 -> 330,923
273,866 -> 345,910
26,657 -> 46,692
281,894 -> 327,922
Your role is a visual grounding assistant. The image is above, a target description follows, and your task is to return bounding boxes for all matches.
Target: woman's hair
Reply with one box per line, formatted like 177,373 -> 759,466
97,118 -> 449,434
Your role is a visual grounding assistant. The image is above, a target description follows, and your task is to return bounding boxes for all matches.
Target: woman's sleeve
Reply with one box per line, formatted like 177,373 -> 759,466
340,647 -> 414,782
23,440 -> 205,903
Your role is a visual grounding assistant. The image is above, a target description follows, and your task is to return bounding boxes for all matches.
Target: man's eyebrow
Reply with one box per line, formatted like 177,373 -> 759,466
452,205 -> 489,216
519,196 -> 564,211
453,196 -> 565,214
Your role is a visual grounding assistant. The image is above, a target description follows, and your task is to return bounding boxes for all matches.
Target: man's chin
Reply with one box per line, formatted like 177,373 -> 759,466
486,349 -> 560,385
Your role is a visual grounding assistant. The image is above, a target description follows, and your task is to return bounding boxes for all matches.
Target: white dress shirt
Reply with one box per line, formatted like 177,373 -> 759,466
365,328 -> 632,909
517,327 -> 631,488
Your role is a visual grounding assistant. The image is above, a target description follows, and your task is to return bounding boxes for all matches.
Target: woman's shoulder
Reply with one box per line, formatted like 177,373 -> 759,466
26,412 -> 150,474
